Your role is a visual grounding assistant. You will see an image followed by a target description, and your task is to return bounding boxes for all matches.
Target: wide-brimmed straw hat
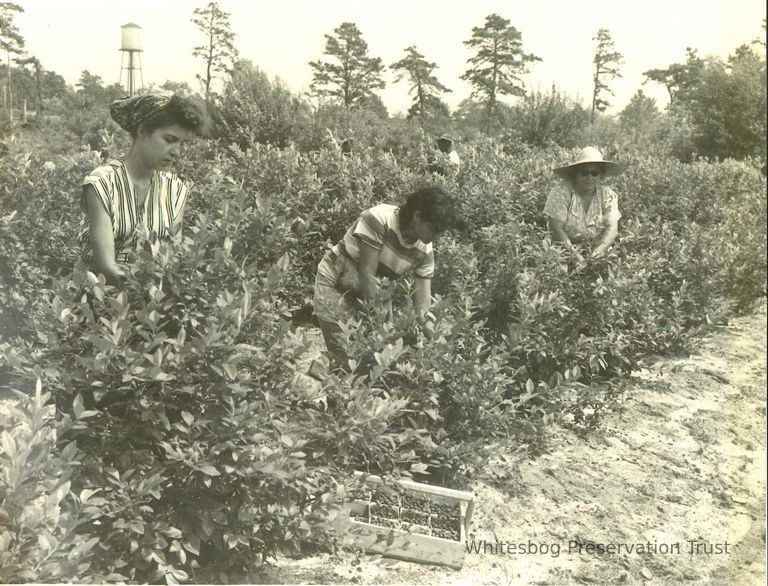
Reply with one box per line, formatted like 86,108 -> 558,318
553,147 -> 623,179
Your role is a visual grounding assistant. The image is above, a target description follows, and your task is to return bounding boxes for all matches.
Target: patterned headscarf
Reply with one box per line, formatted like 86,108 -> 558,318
110,92 -> 172,132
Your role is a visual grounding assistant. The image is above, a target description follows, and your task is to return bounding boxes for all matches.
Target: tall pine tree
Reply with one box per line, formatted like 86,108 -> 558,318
0,2 -> 24,122
461,13 -> 540,134
391,45 -> 451,123
309,22 -> 385,108
591,28 -> 623,121
191,1 -> 237,103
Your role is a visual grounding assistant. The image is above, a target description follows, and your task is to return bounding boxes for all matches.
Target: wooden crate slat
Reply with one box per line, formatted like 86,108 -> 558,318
353,471 -> 474,502
348,520 -> 465,570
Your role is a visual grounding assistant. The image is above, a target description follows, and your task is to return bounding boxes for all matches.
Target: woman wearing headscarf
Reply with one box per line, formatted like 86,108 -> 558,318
79,92 -> 207,284
543,147 -> 624,261
312,185 -> 459,374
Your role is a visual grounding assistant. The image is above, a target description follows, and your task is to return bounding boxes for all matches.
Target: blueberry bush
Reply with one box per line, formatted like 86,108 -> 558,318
1,126 -> 765,582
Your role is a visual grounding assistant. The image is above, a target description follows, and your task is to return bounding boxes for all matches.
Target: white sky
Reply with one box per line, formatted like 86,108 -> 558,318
14,0 -> 767,116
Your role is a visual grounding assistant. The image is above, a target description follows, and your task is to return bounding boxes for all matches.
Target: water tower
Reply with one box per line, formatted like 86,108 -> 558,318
119,23 -> 144,95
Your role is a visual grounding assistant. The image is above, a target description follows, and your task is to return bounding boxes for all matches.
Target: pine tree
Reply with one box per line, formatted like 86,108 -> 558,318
14,55 -> 42,114
643,48 -> 705,107
591,28 -> 623,121
391,45 -> 451,122
191,1 -> 237,103
461,13 -> 540,134
0,2 -> 24,122
309,22 -> 385,108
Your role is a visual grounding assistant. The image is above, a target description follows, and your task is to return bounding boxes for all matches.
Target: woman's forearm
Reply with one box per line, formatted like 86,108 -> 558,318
356,241 -> 382,301
413,277 -> 434,339
359,273 -> 380,300
413,278 -> 432,316
548,217 -> 572,247
84,186 -> 125,285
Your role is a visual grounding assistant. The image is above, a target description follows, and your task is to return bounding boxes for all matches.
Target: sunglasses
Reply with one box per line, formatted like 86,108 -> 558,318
578,168 -> 602,177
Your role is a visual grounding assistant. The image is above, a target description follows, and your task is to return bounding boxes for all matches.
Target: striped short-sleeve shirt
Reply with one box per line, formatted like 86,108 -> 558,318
79,159 -> 193,265
332,203 -> 434,279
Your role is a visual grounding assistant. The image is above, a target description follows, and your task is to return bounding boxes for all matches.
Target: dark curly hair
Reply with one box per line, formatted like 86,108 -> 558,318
399,184 -> 460,233
133,94 -> 209,138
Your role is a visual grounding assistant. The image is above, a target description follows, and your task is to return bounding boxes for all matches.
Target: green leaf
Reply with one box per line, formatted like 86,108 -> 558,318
1,431 -> 16,458
72,394 -> 84,419
0,530 -> 11,552
198,465 -> 220,477
182,535 -> 200,555
79,489 -> 100,503
45,480 -> 71,510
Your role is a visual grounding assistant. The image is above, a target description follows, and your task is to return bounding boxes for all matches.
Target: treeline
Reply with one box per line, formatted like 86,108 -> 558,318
1,3 -> 766,164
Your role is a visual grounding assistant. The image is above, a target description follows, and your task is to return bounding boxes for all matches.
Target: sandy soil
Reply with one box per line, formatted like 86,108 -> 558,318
260,306 -> 767,585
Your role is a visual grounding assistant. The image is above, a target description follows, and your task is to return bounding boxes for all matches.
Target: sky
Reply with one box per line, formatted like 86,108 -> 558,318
12,0 -> 767,116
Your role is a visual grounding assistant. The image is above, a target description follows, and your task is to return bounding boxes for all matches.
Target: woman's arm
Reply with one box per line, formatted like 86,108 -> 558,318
83,185 -> 125,285
413,276 -> 432,315
547,216 -> 571,245
591,217 -> 619,257
356,241 -> 381,301
170,210 -> 184,238
548,216 -> 585,260
413,276 -> 435,339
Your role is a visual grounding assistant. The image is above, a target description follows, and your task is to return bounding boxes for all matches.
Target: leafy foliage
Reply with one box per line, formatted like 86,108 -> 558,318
0,75 -> 766,583
619,90 -> 661,144
212,60 -> 310,149
687,46 -> 767,161
504,87 -> 592,149
643,44 -> 766,163
0,380 -> 106,583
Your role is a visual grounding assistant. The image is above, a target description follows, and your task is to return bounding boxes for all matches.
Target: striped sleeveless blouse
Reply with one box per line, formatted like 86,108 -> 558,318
79,160 -> 193,265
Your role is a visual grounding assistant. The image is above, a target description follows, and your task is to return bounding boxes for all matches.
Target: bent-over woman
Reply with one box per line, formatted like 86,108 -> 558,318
313,185 -> 459,373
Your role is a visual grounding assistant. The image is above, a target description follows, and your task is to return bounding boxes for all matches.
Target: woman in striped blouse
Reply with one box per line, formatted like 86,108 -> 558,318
80,92 -> 207,284
312,185 -> 459,374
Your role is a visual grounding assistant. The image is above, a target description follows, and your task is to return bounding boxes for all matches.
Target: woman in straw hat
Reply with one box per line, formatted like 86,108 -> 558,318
79,92 -> 207,284
543,146 -> 623,261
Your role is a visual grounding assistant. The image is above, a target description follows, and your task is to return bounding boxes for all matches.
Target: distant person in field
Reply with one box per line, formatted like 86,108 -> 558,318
544,146 -> 623,261
311,185 -> 460,375
428,135 -> 460,177
79,92 -> 207,284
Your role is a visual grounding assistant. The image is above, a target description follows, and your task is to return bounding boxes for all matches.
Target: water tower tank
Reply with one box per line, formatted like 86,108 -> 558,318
120,23 -> 143,52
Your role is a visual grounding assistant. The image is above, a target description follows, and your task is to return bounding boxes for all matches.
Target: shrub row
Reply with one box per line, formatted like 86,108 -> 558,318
1,136 -> 765,581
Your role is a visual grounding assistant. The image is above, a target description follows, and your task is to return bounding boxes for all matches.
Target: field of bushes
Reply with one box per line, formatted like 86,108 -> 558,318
0,119 -> 766,582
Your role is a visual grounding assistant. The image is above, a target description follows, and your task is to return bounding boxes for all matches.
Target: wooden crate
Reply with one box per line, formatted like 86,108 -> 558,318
345,471 -> 475,569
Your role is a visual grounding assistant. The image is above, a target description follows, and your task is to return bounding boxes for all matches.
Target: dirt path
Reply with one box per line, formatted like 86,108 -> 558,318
263,307 -> 766,585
